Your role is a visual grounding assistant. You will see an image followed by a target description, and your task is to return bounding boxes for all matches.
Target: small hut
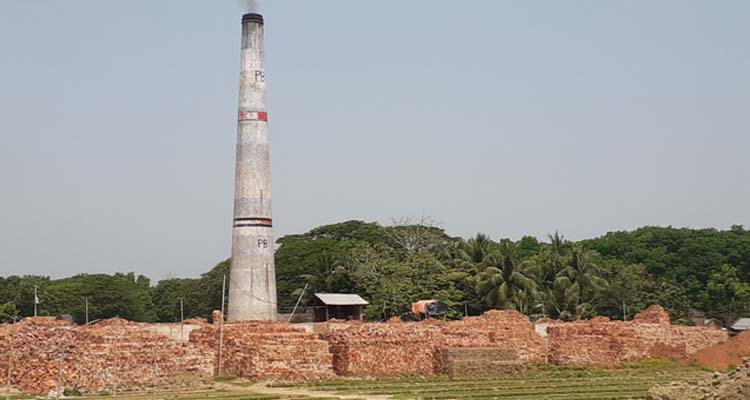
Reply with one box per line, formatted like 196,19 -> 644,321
730,318 -> 750,333
310,293 -> 369,322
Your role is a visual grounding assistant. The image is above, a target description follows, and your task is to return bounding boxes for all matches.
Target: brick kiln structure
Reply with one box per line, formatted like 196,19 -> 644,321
0,305 -> 729,394
0,317 -> 213,396
189,312 -> 334,381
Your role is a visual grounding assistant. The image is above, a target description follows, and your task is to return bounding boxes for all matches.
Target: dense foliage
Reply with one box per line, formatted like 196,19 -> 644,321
1,223 -> 749,325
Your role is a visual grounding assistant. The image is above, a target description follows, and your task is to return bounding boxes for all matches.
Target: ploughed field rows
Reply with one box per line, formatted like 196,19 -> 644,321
54,393 -> 355,400
284,362 -> 711,400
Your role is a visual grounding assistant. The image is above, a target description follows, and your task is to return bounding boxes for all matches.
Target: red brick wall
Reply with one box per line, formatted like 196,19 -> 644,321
190,320 -> 335,381
546,307 -> 728,366
441,310 -> 547,364
0,305 -> 730,394
321,321 -> 442,376
323,307 -> 727,374
0,318 -> 213,395
322,310 -> 545,376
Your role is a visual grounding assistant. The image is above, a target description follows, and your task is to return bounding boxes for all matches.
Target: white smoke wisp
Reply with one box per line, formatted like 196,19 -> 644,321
237,0 -> 259,13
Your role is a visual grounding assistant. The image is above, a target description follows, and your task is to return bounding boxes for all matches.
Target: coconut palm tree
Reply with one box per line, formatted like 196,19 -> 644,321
475,243 -> 539,311
299,253 -> 348,293
553,245 -> 607,318
463,233 -> 494,264
542,231 -> 568,283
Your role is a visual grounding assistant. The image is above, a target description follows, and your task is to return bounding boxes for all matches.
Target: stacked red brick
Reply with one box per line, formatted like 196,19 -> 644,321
440,310 -> 546,363
323,310 -> 545,376
190,319 -> 334,381
546,306 -> 728,365
322,320 -> 443,376
0,318 -> 213,395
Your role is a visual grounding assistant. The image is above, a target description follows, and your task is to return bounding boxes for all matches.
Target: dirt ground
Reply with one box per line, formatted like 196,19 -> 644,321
216,380 -> 392,400
648,358 -> 750,400
690,331 -> 750,370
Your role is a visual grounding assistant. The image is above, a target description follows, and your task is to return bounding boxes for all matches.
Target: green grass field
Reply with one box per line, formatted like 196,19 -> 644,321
277,361 -> 710,400
6,361 -> 709,400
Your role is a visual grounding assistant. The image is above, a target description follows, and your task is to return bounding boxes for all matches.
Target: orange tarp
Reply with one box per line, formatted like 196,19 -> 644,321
412,300 -> 436,314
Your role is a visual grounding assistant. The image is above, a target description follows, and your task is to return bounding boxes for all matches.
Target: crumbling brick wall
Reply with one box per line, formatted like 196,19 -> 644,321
0,305 -> 730,393
441,310 -> 547,364
0,318 -> 213,395
321,320 -> 442,376
546,306 -> 728,365
632,305 -> 672,325
190,318 -> 334,381
323,307 -> 726,374
322,310 -> 545,376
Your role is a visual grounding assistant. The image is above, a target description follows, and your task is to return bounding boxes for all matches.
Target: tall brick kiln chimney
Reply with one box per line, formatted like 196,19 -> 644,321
227,12 -> 277,321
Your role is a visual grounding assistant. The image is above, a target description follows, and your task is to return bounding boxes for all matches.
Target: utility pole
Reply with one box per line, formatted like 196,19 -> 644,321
56,343 -> 67,399
5,317 -> 15,400
33,285 -> 38,317
112,327 -> 119,398
179,298 -> 184,342
218,275 -> 227,376
288,283 -> 308,323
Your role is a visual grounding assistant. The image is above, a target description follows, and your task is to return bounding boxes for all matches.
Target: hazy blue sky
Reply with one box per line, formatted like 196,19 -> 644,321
1,1 -> 748,280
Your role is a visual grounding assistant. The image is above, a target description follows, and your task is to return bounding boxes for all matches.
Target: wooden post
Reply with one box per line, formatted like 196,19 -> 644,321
5,318 -> 15,400
218,275 -> 226,376
56,343 -> 66,399
112,326 -> 119,398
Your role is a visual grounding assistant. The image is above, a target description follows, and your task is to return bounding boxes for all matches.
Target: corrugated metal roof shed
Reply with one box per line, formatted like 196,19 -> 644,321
731,318 -> 750,330
314,293 -> 369,306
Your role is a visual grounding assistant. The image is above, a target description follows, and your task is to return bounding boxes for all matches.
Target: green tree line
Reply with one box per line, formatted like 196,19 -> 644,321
2,222 -> 749,325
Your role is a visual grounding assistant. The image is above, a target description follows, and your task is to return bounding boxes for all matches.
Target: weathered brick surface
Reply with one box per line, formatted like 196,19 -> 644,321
546,306 -> 728,366
0,318 -> 213,395
0,305 -> 729,393
190,318 -> 334,381
322,310 -> 544,376
321,321 -> 442,376
442,310 -> 547,364
633,305 -> 672,325
322,307 -> 727,374
443,348 -> 525,378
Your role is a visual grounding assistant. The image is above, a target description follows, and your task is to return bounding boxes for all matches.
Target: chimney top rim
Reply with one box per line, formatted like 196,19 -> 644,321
242,13 -> 264,25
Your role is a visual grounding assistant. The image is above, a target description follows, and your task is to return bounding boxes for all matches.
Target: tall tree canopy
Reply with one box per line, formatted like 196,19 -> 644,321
2,223 -> 749,324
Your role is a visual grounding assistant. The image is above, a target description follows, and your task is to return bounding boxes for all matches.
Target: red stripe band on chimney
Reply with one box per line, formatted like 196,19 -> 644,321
233,217 -> 273,228
239,111 -> 269,122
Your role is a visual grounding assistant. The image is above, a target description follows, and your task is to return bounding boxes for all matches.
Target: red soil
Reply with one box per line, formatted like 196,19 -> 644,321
691,331 -> 750,370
